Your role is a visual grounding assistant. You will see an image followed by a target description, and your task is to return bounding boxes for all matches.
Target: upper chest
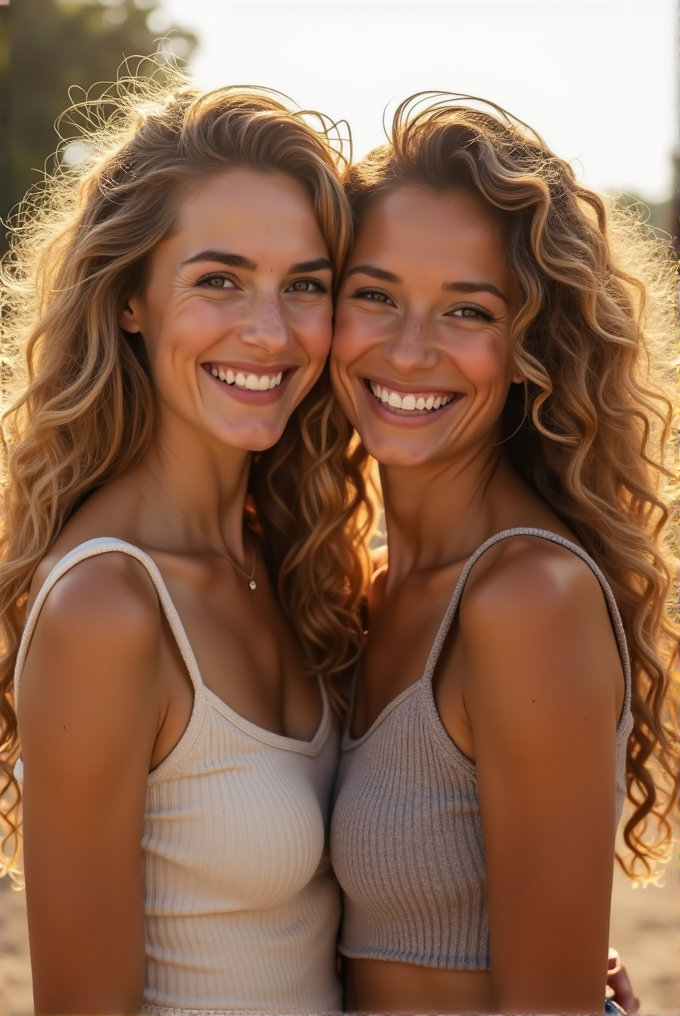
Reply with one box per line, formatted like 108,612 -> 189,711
353,567 -> 469,742
151,552 -> 322,743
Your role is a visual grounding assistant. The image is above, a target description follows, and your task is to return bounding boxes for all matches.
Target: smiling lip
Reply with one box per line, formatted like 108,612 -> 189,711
362,377 -> 463,422
202,362 -> 294,402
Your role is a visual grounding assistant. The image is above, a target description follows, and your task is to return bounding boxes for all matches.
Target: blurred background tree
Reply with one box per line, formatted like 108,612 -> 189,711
3,0 -> 197,250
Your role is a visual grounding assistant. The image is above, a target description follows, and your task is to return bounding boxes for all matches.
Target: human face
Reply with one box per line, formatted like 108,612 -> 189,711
120,169 -> 334,452
331,186 -> 523,469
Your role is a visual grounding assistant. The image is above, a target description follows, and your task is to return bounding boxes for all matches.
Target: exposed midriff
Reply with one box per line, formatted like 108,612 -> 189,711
344,957 -> 494,1015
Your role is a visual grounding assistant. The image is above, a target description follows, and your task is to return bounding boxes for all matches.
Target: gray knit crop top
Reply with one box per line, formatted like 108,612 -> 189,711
330,528 -> 634,971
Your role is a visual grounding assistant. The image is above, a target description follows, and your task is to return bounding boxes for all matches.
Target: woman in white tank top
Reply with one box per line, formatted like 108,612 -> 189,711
329,95 -> 678,1014
0,73 -> 372,1014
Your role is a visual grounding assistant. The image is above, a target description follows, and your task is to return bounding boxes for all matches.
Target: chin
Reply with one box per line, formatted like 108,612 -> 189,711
362,437 -> 436,469
213,420 -> 289,453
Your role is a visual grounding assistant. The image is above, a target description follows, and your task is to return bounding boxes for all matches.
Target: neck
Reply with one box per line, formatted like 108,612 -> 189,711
132,407 -> 253,559
380,443 -> 511,586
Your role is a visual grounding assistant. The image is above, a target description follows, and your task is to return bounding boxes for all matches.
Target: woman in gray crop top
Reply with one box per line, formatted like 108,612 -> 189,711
0,79 -> 373,1014
330,94 -> 678,1015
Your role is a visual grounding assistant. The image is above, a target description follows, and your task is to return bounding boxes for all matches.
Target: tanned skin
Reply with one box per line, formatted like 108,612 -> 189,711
19,169 -> 336,1014
331,187 -> 624,1014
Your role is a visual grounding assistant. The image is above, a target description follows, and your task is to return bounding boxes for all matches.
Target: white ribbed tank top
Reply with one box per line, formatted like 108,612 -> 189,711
14,538 -> 343,1015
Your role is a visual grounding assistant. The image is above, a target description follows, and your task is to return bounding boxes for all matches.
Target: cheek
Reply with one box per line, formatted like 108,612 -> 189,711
292,304 -> 334,366
454,333 -> 515,390
143,299 -> 221,372
331,309 -> 376,373
329,318 -> 363,416
173,299 -> 236,353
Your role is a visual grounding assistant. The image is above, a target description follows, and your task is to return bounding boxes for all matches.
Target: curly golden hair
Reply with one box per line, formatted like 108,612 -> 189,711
344,93 -> 679,881
0,66 -> 374,875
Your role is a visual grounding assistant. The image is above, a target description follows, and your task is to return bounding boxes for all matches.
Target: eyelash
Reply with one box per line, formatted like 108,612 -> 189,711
352,287 -> 394,305
196,272 -> 237,289
196,272 -> 329,294
286,278 -> 330,294
352,288 -> 495,322
448,303 -> 495,322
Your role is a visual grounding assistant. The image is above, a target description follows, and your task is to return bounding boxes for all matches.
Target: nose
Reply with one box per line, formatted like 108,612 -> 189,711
382,313 -> 437,373
239,292 -> 291,354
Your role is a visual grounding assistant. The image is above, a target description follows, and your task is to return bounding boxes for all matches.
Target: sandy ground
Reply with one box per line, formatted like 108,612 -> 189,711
0,875 -> 31,1016
609,855 -> 680,1014
1,856 -> 678,1016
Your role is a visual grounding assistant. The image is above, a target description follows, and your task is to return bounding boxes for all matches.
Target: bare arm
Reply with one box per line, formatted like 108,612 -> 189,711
19,554 -> 164,1015
461,544 -> 623,1014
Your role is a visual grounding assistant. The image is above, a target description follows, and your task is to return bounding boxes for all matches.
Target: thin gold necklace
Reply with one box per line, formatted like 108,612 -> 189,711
164,496 -> 257,591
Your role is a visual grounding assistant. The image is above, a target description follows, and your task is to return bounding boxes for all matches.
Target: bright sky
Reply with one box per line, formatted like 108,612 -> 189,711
157,0 -> 677,203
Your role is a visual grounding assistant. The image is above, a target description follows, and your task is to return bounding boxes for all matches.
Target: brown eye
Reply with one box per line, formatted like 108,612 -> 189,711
197,273 -> 236,289
286,279 -> 327,293
354,288 -> 393,305
449,304 -> 494,321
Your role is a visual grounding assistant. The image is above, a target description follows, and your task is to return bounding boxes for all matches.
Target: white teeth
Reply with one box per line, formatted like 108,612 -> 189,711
368,379 -> 457,413
209,365 -> 285,391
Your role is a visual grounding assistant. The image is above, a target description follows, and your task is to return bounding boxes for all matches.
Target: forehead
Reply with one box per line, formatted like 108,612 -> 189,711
351,186 -> 507,274
171,167 -> 325,251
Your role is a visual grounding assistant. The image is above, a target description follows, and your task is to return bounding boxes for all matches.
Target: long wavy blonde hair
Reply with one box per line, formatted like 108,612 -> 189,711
0,68 -> 374,874
344,94 -> 679,880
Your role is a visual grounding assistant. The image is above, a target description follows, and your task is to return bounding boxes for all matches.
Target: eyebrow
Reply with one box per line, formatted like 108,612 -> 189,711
443,280 -> 509,304
288,257 -> 333,273
182,251 -> 257,270
346,264 -> 509,304
345,264 -> 401,283
181,251 -> 333,274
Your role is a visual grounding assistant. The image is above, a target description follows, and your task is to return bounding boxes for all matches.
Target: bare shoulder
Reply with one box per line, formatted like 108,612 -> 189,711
29,549 -> 161,641
459,535 -> 622,726
20,550 -> 164,713
460,534 -> 607,637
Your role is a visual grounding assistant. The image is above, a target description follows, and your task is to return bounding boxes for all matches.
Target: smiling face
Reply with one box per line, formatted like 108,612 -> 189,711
331,186 -> 523,469
120,168 -> 334,452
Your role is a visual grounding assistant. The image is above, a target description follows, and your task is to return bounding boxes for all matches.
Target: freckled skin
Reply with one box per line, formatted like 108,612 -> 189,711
123,169 -> 334,453
332,188 -> 523,470
331,187 -> 624,1015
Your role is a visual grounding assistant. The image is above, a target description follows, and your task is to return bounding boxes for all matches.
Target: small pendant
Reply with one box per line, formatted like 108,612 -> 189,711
249,580 -> 257,590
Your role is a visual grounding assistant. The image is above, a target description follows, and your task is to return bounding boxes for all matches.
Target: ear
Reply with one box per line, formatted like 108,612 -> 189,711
511,370 -> 524,385
119,297 -> 143,335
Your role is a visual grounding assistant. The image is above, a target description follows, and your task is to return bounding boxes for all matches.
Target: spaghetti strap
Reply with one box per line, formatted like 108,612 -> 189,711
344,666 -> 361,738
422,527 -> 632,726
13,537 -> 206,716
